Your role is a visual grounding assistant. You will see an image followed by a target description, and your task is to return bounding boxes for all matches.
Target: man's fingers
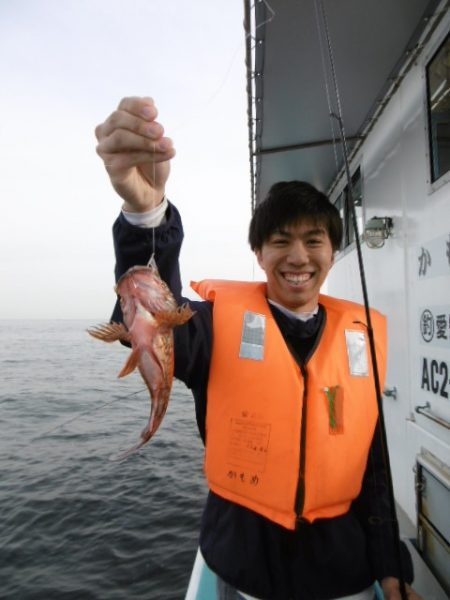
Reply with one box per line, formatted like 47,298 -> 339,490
95,97 -> 161,143
96,127 -> 173,156
100,148 -> 176,171
122,148 -> 175,168
117,96 -> 157,120
97,111 -> 164,141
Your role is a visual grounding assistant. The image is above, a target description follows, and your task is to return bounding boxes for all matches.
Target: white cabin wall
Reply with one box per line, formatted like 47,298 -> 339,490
327,11 -> 450,525
329,80 -> 417,515
402,17 -> 450,529
403,10 -> 450,515
366,83 -> 414,515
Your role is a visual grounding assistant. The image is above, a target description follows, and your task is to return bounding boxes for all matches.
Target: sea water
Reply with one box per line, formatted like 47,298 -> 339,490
0,320 -> 207,600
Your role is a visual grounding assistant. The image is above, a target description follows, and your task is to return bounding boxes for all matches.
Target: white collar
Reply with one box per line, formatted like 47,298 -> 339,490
268,299 -> 319,322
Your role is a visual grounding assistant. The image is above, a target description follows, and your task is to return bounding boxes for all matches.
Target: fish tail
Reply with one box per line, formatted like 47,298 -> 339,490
109,440 -> 145,462
109,419 -> 155,462
118,348 -> 140,377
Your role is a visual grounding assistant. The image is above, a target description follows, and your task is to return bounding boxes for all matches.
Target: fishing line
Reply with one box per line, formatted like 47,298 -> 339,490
102,5 -> 277,169
314,1 -> 408,597
148,140 -> 157,266
170,1 -> 276,133
146,3 -> 275,269
152,144 -> 156,260
312,0 -> 340,173
31,387 -> 148,442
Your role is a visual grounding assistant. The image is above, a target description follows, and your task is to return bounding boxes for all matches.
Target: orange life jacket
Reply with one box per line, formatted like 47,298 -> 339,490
191,279 -> 387,530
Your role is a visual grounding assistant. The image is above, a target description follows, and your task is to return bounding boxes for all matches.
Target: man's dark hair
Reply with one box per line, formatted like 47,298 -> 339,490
248,181 -> 343,252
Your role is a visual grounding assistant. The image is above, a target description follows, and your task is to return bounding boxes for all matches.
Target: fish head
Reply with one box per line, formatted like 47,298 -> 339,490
115,265 -> 177,316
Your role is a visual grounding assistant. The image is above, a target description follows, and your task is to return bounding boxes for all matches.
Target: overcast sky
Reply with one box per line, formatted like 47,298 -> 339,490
1,0 -> 261,319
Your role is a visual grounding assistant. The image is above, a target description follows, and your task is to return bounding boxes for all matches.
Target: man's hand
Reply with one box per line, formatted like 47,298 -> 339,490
381,577 -> 423,600
95,96 -> 175,212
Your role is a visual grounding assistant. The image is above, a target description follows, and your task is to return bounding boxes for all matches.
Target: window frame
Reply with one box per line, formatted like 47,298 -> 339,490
425,30 -> 450,189
333,166 -> 364,256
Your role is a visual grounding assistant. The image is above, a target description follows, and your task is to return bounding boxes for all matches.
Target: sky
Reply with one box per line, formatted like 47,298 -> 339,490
1,0 -> 261,319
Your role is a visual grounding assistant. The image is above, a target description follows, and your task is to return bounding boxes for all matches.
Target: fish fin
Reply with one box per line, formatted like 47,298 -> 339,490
155,304 -> 195,327
118,348 -> 140,378
87,322 -> 130,343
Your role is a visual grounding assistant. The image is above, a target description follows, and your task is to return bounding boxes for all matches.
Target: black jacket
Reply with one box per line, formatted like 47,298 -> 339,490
112,202 -> 413,600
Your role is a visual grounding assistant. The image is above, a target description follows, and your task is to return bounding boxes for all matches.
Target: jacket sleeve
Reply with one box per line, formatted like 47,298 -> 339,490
352,419 -> 414,584
111,201 -> 213,393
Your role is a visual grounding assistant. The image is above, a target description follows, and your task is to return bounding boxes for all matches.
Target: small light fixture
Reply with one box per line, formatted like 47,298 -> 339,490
364,216 -> 394,249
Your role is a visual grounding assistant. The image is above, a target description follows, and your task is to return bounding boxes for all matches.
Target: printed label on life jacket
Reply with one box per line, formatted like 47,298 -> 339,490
239,311 -> 266,360
227,417 -> 271,472
345,330 -> 369,376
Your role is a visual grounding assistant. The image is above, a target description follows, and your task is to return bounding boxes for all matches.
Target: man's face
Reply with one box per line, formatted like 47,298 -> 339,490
255,220 -> 334,314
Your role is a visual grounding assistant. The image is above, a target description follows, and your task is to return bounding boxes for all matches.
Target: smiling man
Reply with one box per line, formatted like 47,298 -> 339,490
95,97 -> 421,600
250,182 -> 338,314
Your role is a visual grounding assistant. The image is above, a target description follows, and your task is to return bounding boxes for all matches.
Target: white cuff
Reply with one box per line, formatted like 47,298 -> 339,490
122,196 -> 168,228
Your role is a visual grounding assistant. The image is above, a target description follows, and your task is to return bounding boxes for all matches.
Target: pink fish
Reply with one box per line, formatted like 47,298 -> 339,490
88,262 -> 194,458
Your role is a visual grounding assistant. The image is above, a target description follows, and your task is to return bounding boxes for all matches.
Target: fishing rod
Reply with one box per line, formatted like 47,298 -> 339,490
315,1 -> 409,598
332,112 -> 408,600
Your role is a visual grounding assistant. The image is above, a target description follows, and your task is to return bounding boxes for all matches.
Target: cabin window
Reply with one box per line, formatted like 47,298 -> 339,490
427,33 -> 450,183
334,193 -> 345,251
334,168 -> 363,250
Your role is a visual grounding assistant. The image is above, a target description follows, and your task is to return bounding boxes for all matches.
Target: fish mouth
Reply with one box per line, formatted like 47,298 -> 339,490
282,272 -> 313,286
